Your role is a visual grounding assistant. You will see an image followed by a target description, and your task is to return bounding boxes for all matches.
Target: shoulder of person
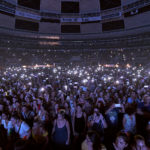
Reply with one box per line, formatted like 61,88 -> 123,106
81,140 -> 87,150
83,112 -> 86,117
147,147 -> 150,150
54,119 -> 57,123
21,121 -> 30,130
101,144 -> 107,150
127,98 -> 132,103
1,119 -> 5,124
8,121 -> 13,127
88,115 -> 93,121
65,120 -> 69,125
131,146 -> 136,150
124,113 -> 129,117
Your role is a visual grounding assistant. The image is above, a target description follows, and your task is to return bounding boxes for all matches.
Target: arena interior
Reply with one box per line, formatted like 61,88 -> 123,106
0,0 -> 150,150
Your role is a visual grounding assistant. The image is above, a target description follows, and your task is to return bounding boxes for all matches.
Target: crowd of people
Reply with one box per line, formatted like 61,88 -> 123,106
0,64 -> 150,150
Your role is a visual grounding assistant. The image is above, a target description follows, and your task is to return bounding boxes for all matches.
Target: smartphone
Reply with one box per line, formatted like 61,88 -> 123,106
74,82 -> 78,85
98,98 -> 103,101
144,85 -> 149,88
115,104 -> 121,107
58,90 -> 62,93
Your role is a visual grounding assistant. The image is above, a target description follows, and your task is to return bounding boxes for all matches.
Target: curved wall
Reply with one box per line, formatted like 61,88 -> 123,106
0,0 -> 150,40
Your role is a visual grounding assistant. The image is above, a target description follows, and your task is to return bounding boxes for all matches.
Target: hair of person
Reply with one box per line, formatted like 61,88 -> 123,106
143,95 -> 150,103
125,105 -> 136,115
105,100 -> 115,110
97,101 -> 104,108
11,114 -> 20,120
76,104 -> 82,108
14,139 -> 26,150
93,106 -> 100,112
86,98 -> 93,104
64,102 -> 70,109
33,119 -> 42,125
15,139 -> 36,150
131,90 -> 138,95
116,132 -> 129,144
57,110 -> 65,118
134,135 -> 145,142
87,130 -> 101,150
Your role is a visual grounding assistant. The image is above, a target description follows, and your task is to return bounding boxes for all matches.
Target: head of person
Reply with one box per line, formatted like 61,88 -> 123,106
15,101 -> 20,108
8,105 -> 13,113
22,106 -> 28,113
76,104 -> 82,112
32,100 -> 37,106
81,93 -> 85,99
15,139 -> 36,150
125,105 -> 136,115
97,101 -> 104,109
57,110 -> 65,120
93,107 -> 99,114
14,139 -> 26,150
131,91 -> 137,99
86,130 -> 101,150
134,135 -> 147,150
143,95 -> 150,106
11,115 -> 20,126
33,119 -> 41,128
114,132 -> 128,150
0,103 -> 4,112
93,107 -> 100,117
2,112 -> 8,120
99,91 -> 103,97
54,103 -> 59,110
64,102 -> 69,109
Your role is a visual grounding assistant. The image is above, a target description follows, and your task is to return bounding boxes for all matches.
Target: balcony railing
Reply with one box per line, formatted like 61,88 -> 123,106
0,0 -> 15,14
0,0 -> 149,23
123,0 -> 150,12
41,11 -> 61,18
101,12 -> 121,20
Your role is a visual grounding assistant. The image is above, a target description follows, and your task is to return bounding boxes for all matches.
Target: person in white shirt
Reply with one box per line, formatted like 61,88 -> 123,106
1,113 -> 12,135
10,115 -> 31,139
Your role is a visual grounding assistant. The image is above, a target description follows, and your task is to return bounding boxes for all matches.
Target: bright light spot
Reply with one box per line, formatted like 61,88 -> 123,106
40,87 -> 45,92
28,82 -> 32,86
53,68 -> 57,73
91,79 -> 95,83
115,64 -> 119,68
115,80 -> 120,84
126,64 -> 131,68
58,66 -> 61,70
133,78 -> 137,82
87,76 -> 90,80
64,85 -> 68,90
120,76 -> 124,79
108,76 -> 112,80
103,78 -> 107,82
82,79 -> 88,84
74,70 -> 78,75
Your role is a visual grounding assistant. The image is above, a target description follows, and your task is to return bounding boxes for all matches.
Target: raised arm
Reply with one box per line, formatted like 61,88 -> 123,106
66,120 -> 70,145
51,119 -> 56,136
100,114 -> 107,128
